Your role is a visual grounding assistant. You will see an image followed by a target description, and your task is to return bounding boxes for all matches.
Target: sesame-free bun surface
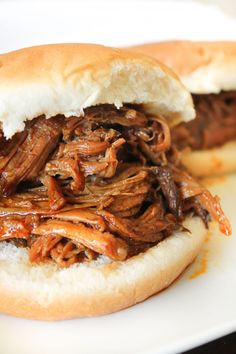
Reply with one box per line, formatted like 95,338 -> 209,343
0,43 -> 195,139
181,141 -> 236,178
0,217 -> 206,320
128,41 -> 236,177
128,41 -> 236,94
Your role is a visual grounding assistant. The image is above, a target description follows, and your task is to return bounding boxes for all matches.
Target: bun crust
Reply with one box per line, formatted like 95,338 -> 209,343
0,217 -> 205,320
0,43 -> 194,139
128,41 -> 236,176
180,141 -> 236,177
128,41 -> 236,94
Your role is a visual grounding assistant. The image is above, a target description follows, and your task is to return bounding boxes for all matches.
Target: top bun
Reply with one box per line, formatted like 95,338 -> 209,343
128,41 -> 236,94
0,43 -> 194,139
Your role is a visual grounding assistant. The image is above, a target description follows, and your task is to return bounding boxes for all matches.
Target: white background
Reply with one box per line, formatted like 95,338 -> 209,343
0,1 -> 236,53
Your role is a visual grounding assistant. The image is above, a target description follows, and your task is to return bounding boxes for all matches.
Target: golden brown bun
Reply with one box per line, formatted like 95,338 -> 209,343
128,41 -> 236,177
128,41 -> 236,94
0,43 -> 195,139
0,217 -> 206,320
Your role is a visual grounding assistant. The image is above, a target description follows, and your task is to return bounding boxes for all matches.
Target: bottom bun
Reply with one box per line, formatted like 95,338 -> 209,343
181,140 -> 236,178
0,217 -> 206,321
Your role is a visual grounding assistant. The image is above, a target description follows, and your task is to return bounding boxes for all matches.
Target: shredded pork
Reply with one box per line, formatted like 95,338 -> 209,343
172,91 -> 236,150
0,104 -> 231,267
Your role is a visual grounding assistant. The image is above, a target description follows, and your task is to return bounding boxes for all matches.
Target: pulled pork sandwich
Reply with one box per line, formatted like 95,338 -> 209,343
128,41 -> 236,177
0,44 -> 231,320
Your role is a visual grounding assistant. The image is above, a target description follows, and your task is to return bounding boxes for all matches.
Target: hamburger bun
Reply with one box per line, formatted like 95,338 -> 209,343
128,41 -> 236,177
0,44 -> 208,320
128,41 -> 236,94
0,43 -> 194,139
0,217 -> 205,320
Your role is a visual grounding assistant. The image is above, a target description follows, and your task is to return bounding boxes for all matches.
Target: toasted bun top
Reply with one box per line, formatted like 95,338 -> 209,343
128,41 -> 236,94
0,43 -> 194,139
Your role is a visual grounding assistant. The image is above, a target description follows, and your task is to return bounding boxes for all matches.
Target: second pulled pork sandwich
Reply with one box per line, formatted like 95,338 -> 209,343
128,41 -> 236,177
0,44 -> 231,320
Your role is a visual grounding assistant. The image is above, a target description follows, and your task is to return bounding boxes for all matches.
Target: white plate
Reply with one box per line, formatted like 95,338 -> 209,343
0,2 -> 236,353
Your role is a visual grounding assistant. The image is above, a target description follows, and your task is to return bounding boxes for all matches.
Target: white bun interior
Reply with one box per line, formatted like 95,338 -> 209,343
181,141 -> 236,177
0,217 -> 206,320
0,43 -> 195,139
128,41 -> 236,94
